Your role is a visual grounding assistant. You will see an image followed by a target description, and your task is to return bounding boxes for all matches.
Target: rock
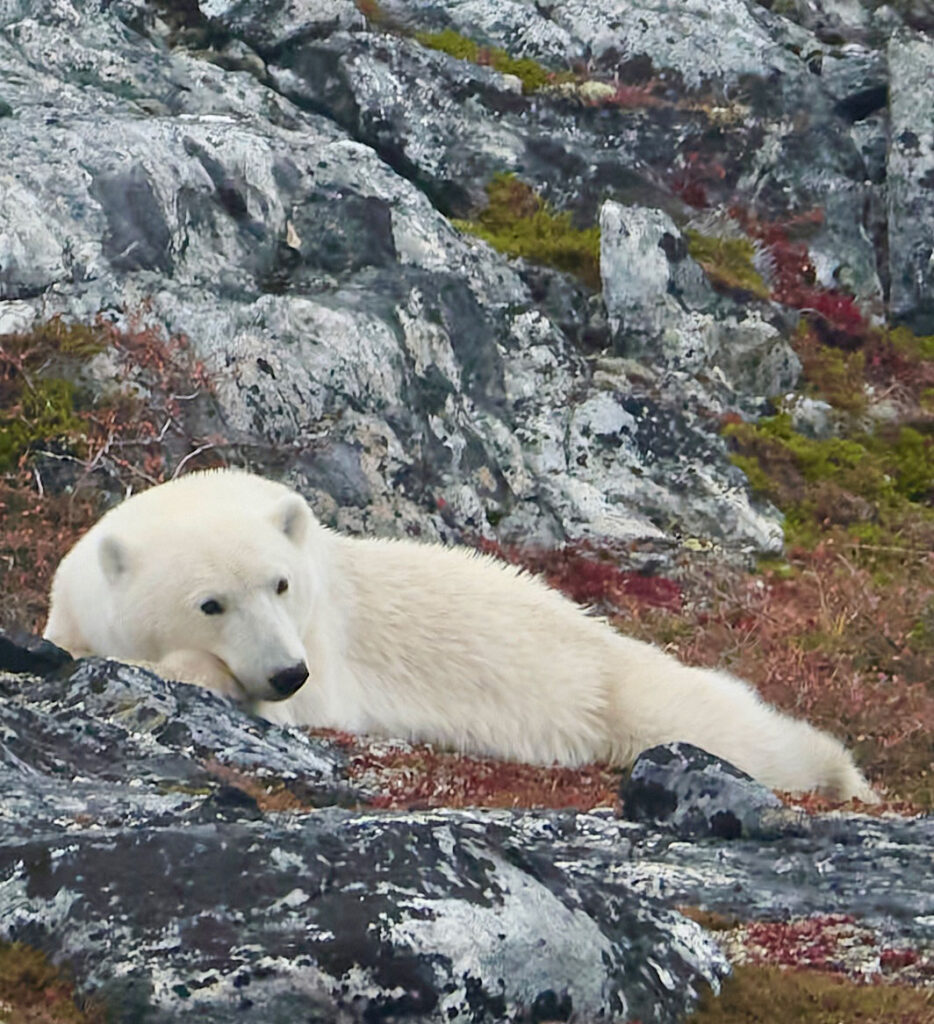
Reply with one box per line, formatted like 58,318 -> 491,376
0,628 -> 72,676
8,0 -> 930,556
887,32 -> 934,333
621,742 -> 810,840
786,394 -> 837,438
0,0 -> 802,556
601,203 -> 679,340
600,201 -> 800,399
0,644 -> 729,1023
1,638 -> 931,1019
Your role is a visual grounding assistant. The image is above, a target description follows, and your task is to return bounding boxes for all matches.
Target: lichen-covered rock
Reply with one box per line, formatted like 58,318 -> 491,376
0,644 -> 731,1023
1,642 -> 931,1019
887,32 -> 934,333
5,0 -> 930,558
599,201 -> 800,399
621,742 -> 810,840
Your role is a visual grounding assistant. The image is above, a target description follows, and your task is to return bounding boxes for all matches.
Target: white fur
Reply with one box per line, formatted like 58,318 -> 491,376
45,470 -> 877,801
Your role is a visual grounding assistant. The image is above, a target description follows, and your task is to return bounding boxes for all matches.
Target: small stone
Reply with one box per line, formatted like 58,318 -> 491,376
620,741 -> 811,840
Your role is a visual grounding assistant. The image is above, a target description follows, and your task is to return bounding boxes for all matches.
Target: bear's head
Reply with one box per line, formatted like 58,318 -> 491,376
96,492 -> 317,702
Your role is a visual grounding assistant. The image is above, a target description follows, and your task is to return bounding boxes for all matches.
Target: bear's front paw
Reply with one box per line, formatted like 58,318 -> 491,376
156,649 -> 241,699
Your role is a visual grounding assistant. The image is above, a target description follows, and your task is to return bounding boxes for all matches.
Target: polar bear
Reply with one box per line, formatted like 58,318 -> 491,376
45,469 -> 876,801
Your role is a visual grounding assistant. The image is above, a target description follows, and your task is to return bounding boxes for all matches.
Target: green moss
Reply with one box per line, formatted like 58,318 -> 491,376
0,940 -> 106,1022
908,603 -> 934,651
688,965 -> 933,1023
453,173 -> 601,288
416,28 -> 478,60
685,230 -> 770,300
0,379 -> 85,471
729,453 -> 774,496
0,316 -> 109,471
887,325 -> 934,361
878,426 -> 933,502
726,415 -> 891,501
724,413 -> 933,551
797,342 -> 867,414
415,29 -> 552,93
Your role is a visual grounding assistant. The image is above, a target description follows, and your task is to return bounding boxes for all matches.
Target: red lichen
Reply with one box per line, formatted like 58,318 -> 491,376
314,732 -> 621,811
741,915 -> 864,972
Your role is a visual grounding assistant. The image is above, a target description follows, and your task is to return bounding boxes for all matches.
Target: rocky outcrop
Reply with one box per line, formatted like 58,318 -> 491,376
0,645 -> 728,1023
1,640 -> 931,1022
3,0 -> 931,556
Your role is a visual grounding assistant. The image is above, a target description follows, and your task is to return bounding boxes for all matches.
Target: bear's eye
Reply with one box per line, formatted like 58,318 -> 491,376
200,599 -> 224,616
276,578 -> 289,595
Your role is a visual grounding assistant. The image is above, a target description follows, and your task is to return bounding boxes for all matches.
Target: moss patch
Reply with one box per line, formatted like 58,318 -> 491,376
724,316 -> 934,556
414,28 -> 552,93
0,315 -> 220,635
0,941 -> 106,1023
685,229 -> 770,300
794,333 -> 867,414
0,317 -> 110,471
724,413 -> 933,549
688,965 -> 933,1023
453,173 -> 601,288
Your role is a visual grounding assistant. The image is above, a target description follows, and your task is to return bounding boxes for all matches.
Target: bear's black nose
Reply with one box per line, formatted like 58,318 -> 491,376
269,662 -> 309,698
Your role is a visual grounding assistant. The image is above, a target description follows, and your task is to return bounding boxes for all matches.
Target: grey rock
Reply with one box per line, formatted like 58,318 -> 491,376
600,201 -> 801,400
2,0 -> 932,557
601,202 -> 679,340
202,0 -> 365,52
560,809 -> 934,949
0,649 -> 729,1024
388,0 -> 814,87
765,0 -> 873,43
621,742 -> 810,840
550,0 -> 814,86
0,0 -> 796,555
786,394 -> 837,438
1,640 -> 931,1019
887,32 -> 934,333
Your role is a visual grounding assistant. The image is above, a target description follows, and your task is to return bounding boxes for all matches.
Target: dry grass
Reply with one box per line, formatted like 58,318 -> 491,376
688,966 -> 934,1024
310,730 -> 622,811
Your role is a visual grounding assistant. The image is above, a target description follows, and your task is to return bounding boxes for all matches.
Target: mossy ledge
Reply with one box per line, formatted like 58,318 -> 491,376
724,413 -> 933,549
725,318 -> 933,555
685,229 -> 770,300
414,28 -> 555,94
453,173 -> 601,289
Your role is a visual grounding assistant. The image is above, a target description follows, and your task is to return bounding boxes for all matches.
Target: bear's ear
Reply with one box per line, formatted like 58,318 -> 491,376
272,494 -> 312,546
98,535 -> 131,583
